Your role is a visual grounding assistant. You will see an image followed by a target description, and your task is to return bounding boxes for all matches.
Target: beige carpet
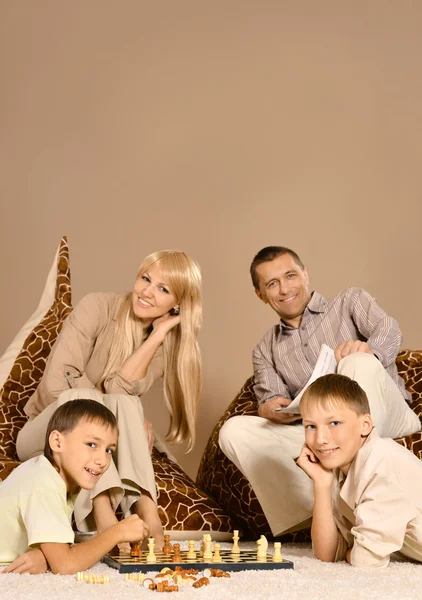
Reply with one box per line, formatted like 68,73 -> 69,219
1,541 -> 422,600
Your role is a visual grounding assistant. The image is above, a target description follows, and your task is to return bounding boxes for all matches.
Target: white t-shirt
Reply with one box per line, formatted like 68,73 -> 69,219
0,455 -> 76,562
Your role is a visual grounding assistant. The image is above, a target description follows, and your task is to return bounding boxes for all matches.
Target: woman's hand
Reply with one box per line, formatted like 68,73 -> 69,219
144,418 -> 154,453
151,312 -> 181,340
2,549 -> 48,574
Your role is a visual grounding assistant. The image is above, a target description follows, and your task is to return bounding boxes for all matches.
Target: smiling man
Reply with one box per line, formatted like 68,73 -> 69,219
219,246 -> 421,537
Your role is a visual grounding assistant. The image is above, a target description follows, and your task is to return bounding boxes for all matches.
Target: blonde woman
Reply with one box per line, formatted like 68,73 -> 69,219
16,250 -> 202,550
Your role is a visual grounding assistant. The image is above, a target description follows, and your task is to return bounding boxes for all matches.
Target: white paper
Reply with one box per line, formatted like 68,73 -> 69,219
273,344 -> 337,414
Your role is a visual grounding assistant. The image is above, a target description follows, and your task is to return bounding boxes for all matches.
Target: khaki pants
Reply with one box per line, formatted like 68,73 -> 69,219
16,388 -> 157,532
219,353 -> 421,536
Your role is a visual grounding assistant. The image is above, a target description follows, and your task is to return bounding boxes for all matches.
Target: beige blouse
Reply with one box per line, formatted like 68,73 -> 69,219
24,292 -> 164,419
332,429 -> 422,567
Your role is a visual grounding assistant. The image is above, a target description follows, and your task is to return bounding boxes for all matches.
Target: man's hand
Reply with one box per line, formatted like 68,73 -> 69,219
334,340 -> 372,364
2,549 -> 48,574
258,397 -> 302,424
296,443 -> 334,487
144,418 -> 154,453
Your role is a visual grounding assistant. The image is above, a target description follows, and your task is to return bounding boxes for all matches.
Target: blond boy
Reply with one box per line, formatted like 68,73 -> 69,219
0,399 -> 149,574
297,374 -> 422,568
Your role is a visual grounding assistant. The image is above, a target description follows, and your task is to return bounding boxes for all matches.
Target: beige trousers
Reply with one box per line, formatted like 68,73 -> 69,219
219,353 -> 421,536
16,388 -> 157,532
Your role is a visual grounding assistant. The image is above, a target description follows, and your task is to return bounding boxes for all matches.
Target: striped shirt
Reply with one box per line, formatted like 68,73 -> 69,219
253,288 -> 410,405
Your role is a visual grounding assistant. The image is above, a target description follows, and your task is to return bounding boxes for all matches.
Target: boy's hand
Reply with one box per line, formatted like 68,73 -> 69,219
115,514 -> 150,544
2,549 -> 48,574
296,444 -> 334,486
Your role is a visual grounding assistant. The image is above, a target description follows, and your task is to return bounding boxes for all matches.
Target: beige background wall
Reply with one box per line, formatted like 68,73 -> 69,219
1,1 -> 421,478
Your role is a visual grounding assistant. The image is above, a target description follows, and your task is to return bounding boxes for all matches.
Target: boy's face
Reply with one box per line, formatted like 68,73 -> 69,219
302,400 -> 372,475
50,419 -> 118,492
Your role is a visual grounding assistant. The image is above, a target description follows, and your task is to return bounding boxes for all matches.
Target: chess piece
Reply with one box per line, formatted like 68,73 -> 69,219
130,541 -> 142,558
231,529 -> 240,555
193,577 -> 210,588
172,543 -> 182,562
203,534 -> 213,560
163,534 -> 173,556
204,568 -> 231,578
147,536 -> 157,562
186,540 -> 196,559
200,533 -> 206,557
273,542 -> 283,562
212,543 -> 222,562
256,535 -> 269,560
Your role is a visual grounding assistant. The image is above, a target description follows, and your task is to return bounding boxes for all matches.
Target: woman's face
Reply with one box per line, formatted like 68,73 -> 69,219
132,263 -> 178,324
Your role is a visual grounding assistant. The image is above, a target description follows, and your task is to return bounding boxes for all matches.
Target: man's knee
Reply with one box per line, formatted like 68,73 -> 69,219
338,352 -> 382,378
218,416 -> 250,455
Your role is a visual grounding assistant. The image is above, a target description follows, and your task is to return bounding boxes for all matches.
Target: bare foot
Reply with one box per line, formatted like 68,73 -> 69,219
134,493 -> 164,551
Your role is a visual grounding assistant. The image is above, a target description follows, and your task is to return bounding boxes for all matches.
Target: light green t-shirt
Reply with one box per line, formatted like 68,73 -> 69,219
0,455 -> 76,562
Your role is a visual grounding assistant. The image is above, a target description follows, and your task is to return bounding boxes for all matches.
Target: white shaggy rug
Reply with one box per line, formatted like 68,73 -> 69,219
1,541 -> 422,600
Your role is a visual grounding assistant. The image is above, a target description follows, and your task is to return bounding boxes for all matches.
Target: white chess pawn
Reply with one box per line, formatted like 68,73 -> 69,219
212,543 -> 222,562
187,540 -> 197,559
273,542 -> 283,562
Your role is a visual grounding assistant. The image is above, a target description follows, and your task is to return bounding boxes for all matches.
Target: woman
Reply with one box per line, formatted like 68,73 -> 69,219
16,250 -> 202,549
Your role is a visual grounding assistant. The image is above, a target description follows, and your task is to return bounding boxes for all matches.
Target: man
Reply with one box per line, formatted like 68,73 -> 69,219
219,246 -> 420,537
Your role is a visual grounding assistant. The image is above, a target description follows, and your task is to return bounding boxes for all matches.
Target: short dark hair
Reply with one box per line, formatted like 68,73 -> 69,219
250,246 -> 305,290
300,374 -> 370,416
44,399 -> 118,468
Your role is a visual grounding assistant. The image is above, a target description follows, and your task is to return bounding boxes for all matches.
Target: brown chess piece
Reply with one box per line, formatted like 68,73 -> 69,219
172,543 -> 182,563
130,541 -> 142,558
163,534 -> 173,556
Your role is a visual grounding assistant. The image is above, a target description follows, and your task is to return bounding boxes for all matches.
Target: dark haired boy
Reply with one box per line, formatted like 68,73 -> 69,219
297,374 -> 422,567
0,399 -> 148,574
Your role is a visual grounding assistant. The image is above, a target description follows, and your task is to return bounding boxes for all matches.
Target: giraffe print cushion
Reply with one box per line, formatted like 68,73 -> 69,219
0,237 -> 72,463
196,351 -> 422,540
0,237 -> 235,534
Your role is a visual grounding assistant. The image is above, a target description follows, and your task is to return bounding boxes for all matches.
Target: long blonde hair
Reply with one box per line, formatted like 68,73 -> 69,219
99,250 -> 202,451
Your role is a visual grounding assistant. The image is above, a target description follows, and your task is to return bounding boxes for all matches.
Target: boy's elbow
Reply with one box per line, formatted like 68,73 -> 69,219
49,562 -> 72,575
313,547 -> 337,563
316,553 -> 336,563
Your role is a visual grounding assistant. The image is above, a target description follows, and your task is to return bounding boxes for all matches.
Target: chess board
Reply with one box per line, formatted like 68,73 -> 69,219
103,549 -> 294,573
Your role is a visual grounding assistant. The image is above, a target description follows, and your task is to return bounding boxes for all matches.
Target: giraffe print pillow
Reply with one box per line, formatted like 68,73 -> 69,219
0,237 -> 72,476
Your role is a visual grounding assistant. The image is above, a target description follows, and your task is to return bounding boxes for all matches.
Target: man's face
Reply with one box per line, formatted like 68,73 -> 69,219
255,254 -> 311,327
302,400 -> 372,475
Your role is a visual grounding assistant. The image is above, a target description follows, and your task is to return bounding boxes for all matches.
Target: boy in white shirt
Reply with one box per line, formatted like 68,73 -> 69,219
297,374 -> 422,568
0,399 -> 148,574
